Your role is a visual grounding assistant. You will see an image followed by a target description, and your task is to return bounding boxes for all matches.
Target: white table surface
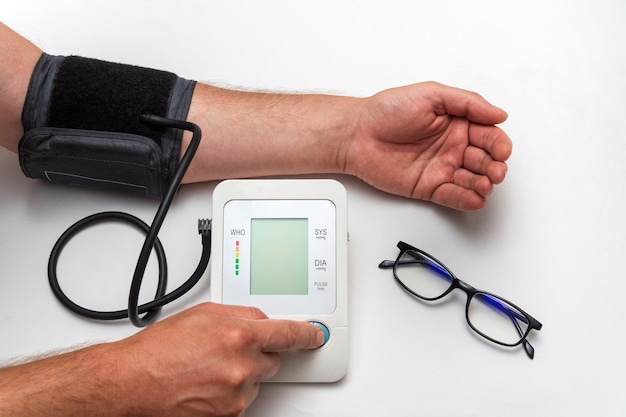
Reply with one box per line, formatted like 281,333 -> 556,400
1,1 -> 625,416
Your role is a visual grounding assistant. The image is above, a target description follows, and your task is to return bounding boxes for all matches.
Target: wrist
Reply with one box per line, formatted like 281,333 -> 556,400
314,94 -> 364,176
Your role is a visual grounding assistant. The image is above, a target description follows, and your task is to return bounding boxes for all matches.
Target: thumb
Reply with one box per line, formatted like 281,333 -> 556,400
430,82 -> 508,125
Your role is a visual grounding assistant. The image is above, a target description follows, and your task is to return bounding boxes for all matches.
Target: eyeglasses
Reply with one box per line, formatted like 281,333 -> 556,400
379,241 -> 542,359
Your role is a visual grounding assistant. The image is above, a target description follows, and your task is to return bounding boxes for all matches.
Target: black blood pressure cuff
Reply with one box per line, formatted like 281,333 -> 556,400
18,54 -> 196,198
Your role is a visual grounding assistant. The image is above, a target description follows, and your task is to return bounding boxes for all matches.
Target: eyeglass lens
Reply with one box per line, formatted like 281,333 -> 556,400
468,293 -> 529,345
394,251 -> 453,299
395,251 -> 529,346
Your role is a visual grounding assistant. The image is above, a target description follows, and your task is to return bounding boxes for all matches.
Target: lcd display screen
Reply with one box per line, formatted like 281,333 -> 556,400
249,218 -> 308,295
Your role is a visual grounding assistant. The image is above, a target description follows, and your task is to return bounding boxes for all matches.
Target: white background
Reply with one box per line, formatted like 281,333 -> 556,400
1,1 -> 625,416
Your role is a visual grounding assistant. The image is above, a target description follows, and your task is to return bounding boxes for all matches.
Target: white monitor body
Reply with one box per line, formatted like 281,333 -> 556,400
210,179 -> 348,383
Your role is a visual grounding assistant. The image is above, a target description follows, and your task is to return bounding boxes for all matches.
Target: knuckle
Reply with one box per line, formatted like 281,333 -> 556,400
225,324 -> 256,347
225,362 -> 255,388
247,306 -> 268,320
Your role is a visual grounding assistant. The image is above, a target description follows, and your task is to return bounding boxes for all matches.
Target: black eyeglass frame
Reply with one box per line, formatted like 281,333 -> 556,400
379,241 -> 543,359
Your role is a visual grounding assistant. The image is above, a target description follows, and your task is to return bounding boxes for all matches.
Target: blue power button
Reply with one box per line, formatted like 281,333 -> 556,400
309,321 -> 330,346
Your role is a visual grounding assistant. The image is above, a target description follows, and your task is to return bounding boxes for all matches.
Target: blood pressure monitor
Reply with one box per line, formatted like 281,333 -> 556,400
210,179 -> 348,382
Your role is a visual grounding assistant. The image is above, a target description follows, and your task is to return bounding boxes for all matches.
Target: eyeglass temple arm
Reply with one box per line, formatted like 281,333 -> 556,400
509,312 -> 535,360
379,249 -> 445,271
483,295 -> 536,360
379,251 -> 454,285
521,329 -> 535,359
379,248 -> 432,270
378,260 -> 396,269
508,315 -> 535,360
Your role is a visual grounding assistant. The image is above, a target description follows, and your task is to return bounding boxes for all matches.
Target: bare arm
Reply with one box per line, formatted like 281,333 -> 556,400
181,85 -> 360,183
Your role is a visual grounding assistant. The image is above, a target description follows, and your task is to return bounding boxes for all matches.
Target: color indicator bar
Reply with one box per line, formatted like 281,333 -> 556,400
235,241 -> 240,276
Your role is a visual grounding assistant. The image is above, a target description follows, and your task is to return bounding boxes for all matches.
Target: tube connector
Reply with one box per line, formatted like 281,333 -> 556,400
198,218 -> 212,236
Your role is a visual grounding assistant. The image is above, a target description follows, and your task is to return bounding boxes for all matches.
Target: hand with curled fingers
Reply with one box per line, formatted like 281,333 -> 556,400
344,81 -> 513,211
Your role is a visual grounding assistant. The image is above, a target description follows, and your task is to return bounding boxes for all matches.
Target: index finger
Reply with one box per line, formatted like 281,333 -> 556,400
468,124 -> 513,163
254,319 -> 325,352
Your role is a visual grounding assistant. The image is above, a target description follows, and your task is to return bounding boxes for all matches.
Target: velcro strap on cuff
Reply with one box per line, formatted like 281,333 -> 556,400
19,53 -> 196,198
